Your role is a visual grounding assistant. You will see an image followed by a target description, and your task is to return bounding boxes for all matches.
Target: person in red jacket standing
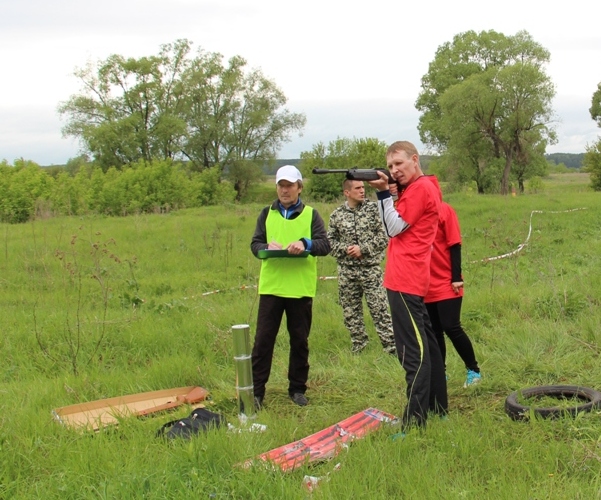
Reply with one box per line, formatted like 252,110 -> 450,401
369,141 -> 448,431
424,201 -> 482,388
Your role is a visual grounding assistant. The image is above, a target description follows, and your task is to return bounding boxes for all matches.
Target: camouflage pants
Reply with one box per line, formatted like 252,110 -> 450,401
337,265 -> 396,354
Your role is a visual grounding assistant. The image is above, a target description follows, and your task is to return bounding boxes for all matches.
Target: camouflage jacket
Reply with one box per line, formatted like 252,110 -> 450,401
327,200 -> 388,267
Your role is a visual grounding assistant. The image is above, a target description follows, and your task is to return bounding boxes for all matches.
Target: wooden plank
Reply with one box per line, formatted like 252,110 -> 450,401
52,386 -> 209,431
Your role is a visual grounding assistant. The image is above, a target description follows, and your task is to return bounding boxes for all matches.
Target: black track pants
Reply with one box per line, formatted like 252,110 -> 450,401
387,290 -> 448,428
252,294 -> 312,399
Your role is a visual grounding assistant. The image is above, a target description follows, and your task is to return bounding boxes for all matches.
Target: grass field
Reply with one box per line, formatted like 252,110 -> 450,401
1,172 -> 601,498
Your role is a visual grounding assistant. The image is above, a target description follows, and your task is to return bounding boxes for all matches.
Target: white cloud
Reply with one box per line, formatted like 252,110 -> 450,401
0,105 -> 81,164
279,98 -> 422,159
1,0 -> 600,164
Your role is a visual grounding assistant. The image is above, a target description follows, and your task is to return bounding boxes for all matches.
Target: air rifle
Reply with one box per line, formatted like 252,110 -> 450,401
312,168 -> 394,183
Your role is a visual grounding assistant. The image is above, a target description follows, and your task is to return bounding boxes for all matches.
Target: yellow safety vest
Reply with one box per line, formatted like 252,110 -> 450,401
259,206 -> 317,298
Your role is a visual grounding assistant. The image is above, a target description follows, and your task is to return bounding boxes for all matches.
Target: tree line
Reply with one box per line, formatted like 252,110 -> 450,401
0,158 -> 234,223
545,153 -> 584,169
2,30 -> 599,223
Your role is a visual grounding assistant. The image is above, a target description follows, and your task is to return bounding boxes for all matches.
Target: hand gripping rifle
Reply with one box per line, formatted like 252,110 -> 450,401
312,168 -> 394,184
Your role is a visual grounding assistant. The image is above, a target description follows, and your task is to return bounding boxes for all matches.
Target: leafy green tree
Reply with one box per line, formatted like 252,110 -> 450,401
547,161 -> 570,174
416,30 -> 556,194
353,137 -> 389,168
584,81 -> 601,191
59,39 -> 305,200
583,140 -> 601,191
65,154 -> 92,176
300,141 -> 339,202
100,167 -> 129,215
0,159 -> 53,223
511,132 -> 549,193
48,171 -> 85,215
0,161 -> 12,219
86,166 -> 107,213
185,165 -> 236,206
225,160 -> 265,201
181,53 -> 306,173
431,91 -> 500,194
59,40 -> 190,170
590,82 -> 601,127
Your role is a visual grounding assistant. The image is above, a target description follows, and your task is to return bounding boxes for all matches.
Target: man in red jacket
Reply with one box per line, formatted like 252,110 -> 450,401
369,141 -> 448,431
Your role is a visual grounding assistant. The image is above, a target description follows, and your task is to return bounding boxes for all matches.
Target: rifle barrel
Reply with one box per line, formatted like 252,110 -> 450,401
312,168 -> 347,174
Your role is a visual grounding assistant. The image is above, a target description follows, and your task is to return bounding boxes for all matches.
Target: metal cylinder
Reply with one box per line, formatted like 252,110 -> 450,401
232,324 -> 256,418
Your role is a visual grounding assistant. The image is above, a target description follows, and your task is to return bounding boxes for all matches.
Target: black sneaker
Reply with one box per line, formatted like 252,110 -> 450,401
290,393 -> 308,406
254,396 -> 264,411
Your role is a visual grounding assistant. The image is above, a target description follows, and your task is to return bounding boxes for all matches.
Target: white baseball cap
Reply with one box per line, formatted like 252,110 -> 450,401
276,165 -> 302,184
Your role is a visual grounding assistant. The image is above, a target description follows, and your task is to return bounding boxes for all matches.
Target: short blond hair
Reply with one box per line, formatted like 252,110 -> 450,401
386,141 -> 419,159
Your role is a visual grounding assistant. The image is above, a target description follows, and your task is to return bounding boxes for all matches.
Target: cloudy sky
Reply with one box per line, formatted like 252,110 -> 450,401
1,0 -> 600,165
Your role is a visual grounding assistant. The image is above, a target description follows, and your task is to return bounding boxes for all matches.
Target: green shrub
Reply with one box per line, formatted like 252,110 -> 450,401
527,175 -> 545,194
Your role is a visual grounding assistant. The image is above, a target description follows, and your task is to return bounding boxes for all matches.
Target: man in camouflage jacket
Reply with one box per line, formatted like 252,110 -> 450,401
327,179 -> 396,354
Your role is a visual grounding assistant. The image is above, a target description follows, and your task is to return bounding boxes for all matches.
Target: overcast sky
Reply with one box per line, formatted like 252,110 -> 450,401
1,0 -> 600,165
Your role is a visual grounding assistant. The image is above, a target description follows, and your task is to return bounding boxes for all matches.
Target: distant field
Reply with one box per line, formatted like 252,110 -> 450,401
547,171 -> 590,186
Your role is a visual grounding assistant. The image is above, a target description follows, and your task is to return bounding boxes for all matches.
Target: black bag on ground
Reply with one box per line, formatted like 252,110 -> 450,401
157,408 -> 226,439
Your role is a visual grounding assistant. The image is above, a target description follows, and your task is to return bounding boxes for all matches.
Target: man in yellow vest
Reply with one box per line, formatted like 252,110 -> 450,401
250,165 -> 331,408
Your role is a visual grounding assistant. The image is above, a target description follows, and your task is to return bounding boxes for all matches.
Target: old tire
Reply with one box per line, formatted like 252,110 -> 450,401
505,385 -> 601,421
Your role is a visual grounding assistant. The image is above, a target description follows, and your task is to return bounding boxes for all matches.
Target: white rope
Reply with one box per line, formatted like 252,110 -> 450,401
199,284 -> 257,296
469,207 -> 587,264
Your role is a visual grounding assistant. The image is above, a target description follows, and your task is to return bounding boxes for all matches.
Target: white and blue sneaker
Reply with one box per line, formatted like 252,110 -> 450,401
464,369 -> 482,388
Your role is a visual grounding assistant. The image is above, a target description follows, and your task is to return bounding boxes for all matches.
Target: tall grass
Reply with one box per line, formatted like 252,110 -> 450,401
1,173 -> 601,498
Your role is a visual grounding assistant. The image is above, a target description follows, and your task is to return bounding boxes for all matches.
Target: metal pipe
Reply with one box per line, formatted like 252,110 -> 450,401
232,324 -> 256,418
